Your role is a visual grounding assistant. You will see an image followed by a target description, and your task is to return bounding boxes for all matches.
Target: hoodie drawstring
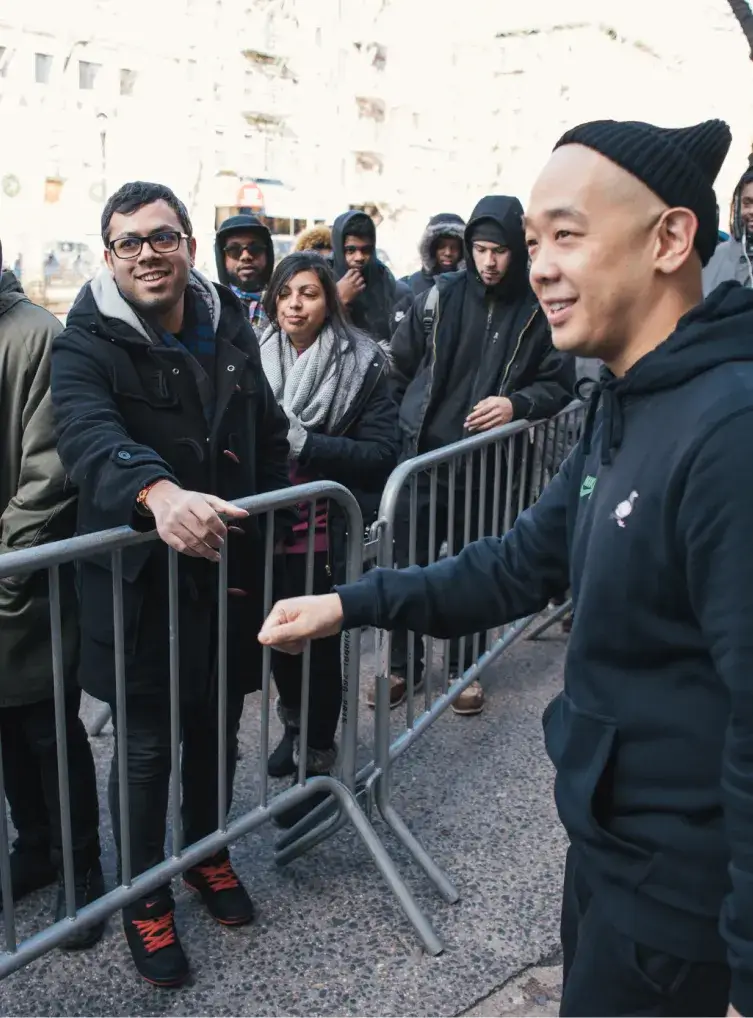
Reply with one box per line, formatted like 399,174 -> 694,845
580,384 -> 625,466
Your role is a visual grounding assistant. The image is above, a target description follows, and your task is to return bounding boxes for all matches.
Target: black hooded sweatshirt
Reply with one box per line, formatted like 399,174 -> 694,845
214,214 -> 274,311
335,282 -> 753,1015
330,211 -> 398,345
391,196 -> 574,456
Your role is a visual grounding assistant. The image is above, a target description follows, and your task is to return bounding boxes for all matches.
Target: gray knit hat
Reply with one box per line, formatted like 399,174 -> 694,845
555,119 -> 732,265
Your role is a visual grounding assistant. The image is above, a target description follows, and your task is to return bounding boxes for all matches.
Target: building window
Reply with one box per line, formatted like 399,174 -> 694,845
119,68 -> 136,96
78,60 -> 101,90
35,53 -> 53,85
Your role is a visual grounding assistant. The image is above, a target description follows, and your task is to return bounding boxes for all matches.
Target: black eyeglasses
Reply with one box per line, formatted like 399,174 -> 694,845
109,230 -> 189,260
224,242 -> 266,259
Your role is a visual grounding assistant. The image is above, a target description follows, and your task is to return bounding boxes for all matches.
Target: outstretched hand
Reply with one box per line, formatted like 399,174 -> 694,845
258,593 -> 344,654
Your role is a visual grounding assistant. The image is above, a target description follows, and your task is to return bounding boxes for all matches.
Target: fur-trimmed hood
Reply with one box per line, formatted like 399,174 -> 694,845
419,212 -> 466,275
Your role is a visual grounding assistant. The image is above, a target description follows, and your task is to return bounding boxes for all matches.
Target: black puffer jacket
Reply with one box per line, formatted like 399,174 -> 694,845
391,196 -> 575,457
51,268 -> 290,703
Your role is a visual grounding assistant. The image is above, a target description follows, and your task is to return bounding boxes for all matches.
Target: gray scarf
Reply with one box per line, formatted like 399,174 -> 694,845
259,322 -> 376,456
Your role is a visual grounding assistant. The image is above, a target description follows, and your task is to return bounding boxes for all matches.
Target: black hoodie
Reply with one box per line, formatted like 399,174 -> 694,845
390,195 -> 574,455
330,211 -> 398,344
337,281 -> 753,1014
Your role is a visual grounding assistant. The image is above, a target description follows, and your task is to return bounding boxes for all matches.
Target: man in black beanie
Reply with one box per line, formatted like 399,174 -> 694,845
258,117 -> 753,1017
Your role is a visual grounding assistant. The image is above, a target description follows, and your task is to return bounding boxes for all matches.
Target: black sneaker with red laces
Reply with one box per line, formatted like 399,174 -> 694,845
183,852 -> 254,926
123,892 -> 189,988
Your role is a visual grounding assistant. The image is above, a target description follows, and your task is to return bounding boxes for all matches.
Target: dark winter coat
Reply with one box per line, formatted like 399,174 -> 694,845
337,281 -> 753,1016
50,268 -> 290,704
0,272 -> 78,707
331,211 -> 399,346
390,196 -> 575,458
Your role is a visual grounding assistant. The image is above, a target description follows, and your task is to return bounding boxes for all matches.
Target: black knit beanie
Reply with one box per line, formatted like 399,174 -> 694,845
554,119 -> 732,266
470,217 -> 507,247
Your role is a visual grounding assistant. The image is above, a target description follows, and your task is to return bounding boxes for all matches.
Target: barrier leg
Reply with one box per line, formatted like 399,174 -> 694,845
527,598 -> 573,641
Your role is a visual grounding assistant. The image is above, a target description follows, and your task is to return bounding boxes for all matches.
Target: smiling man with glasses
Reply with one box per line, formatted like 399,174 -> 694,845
49,180 -> 290,988
214,213 -> 274,337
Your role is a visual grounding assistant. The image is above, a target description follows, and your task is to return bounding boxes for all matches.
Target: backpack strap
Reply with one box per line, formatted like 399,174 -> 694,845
422,284 -> 439,339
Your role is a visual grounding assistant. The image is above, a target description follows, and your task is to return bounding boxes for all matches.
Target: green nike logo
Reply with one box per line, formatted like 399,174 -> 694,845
580,475 -> 597,499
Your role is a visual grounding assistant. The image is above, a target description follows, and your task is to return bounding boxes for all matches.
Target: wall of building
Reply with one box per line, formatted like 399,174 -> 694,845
1,0 -> 752,300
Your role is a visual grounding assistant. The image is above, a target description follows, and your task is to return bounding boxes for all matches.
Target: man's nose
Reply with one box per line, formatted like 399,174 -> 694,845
529,245 -> 559,288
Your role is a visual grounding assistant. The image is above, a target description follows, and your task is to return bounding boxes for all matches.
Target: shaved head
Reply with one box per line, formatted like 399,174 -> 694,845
525,144 -> 701,373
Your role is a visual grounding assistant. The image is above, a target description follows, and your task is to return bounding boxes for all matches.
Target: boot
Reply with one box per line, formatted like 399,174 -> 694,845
274,743 -> 338,829
267,698 -> 299,778
123,890 -> 189,988
0,844 -> 56,907
55,860 -> 106,950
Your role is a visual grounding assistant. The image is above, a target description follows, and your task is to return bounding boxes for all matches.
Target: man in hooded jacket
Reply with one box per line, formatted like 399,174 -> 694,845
0,241 -> 103,948
260,117 -> 753,1018
214,213 -> 275,336
330,210 -> 401,349
391,212 -> 466,330
703,166 -> 753,294
383,196 -> 574,714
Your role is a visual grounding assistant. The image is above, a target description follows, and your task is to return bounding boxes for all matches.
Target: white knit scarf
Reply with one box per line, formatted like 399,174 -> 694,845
258,322 -> 374,438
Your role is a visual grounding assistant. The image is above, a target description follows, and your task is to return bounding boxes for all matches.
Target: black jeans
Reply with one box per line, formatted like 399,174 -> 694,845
0,688 -> 100,871
390,477 -> 490,681
108,687 -> 245,886
272,552 -> 342,751
560,847 -> 730,1017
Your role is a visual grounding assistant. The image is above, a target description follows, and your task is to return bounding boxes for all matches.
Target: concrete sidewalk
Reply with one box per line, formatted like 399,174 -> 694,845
0,629 -> 568,1017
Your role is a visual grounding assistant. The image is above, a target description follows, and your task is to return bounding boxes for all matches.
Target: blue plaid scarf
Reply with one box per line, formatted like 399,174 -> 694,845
158,288 -> 216,423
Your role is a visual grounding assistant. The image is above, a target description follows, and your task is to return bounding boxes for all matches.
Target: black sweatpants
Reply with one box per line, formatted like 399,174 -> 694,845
108,687 -> 245,886
390,477 -> 492,681
0,688 -> 100,871
559,847 -> 730,1017
272,552 -> 342,751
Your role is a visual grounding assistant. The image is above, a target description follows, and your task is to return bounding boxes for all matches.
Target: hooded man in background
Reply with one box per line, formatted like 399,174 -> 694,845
383,196 -> 574,714
404,212 -> 466,297
214,214 -> 275,336
391,212 -> 466,330
703,166 -> 753,293
0,238 -> 103,948
331,209 -> 400,348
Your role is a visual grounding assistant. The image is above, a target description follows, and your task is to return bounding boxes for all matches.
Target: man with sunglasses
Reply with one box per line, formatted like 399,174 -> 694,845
50,181 -> 290,987
214,213 -> 274,337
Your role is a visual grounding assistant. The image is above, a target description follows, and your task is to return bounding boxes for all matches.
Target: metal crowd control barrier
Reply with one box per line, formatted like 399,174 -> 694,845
366,401 -> 584,903
0,480 -> 443,981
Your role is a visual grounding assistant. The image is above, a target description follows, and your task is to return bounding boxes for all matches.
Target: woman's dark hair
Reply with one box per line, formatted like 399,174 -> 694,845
730,169 -> 753,241
101,181 -> 193,244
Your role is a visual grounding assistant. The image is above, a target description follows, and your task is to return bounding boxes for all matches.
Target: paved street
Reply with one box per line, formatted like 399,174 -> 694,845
0,625 -> 568,1017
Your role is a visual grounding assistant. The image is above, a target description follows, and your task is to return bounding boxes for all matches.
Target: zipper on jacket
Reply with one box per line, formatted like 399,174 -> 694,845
498,307 -> 538,396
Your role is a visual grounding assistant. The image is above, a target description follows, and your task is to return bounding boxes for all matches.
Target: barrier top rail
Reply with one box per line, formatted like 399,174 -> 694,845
0,480 -> 361,581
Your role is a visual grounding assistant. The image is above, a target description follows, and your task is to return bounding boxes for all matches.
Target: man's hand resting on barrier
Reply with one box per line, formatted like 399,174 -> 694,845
258,593 -> 344,654
145,480 -> 248,562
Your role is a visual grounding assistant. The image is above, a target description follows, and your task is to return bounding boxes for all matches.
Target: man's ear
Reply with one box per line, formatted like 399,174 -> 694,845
654,207 -> 697,275
104,249 -> 115,276
188,236 -> 197,268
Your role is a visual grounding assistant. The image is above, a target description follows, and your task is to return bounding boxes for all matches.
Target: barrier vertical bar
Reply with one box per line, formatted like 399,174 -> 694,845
424,466 -> 438,709
0,722 -> 16,952
49,565 -> 75,918
457,452 -> 473,676
406,474 -> 418,729
297,504 -> 316,786
442,459 -> 456,695
217,539 -> 228,831
472,447 -> 488,663
112,550 -> 131,885
517,431 -> 531,517
259,512 -> 275,809
168,549 -> 182,855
